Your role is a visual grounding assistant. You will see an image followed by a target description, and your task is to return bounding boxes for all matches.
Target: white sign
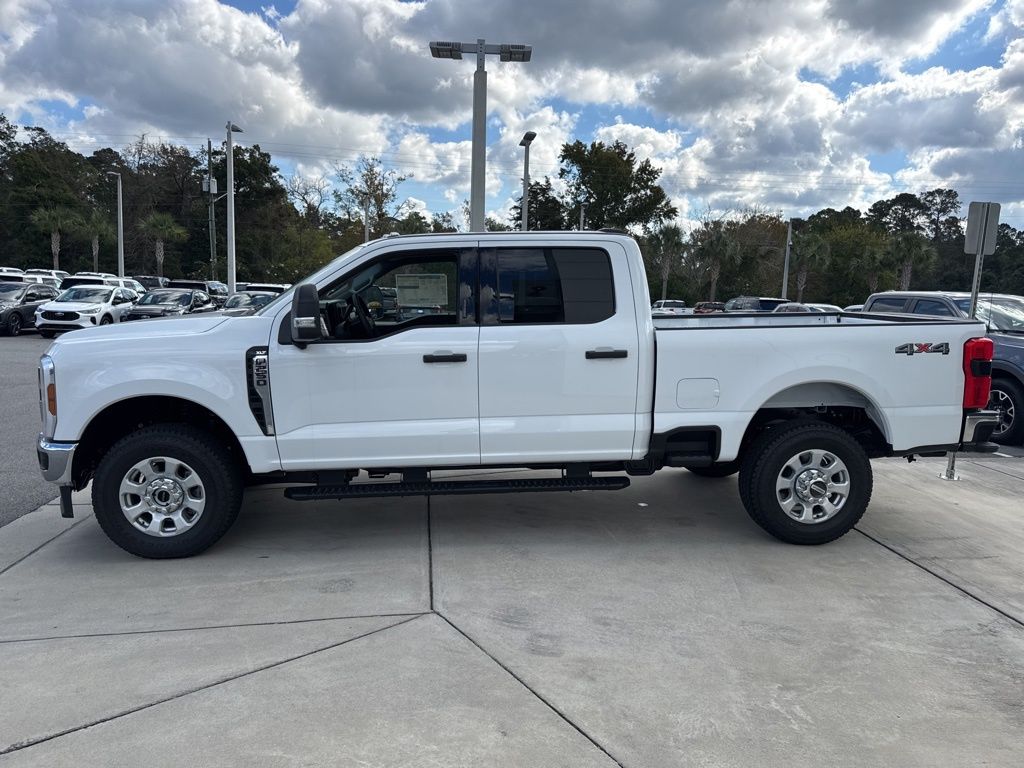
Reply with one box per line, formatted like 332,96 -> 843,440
965,201 -> 1000,256
395,273 -> 447,306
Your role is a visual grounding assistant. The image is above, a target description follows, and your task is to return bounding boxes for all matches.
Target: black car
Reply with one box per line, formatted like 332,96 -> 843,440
123,289 -> 218,321
0,281 -> 60,335
135,275 -> 169,290
166,280 -> 228,307
723,296 -> 790,312
220,291 -> 277,316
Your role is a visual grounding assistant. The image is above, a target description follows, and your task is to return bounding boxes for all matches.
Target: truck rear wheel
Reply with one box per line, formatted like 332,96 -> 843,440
989,378 -> 1024,445
738,421 -> 872,545
92,424 -> 243,558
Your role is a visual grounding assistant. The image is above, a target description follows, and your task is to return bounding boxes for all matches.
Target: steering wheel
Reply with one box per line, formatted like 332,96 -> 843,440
351,293 -> 376,337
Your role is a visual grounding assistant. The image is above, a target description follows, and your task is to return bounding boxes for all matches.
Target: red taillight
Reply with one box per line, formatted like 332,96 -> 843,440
963,337 -> 994,409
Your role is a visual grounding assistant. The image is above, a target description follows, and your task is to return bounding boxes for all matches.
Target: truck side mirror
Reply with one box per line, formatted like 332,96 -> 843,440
291,283 -> 322,347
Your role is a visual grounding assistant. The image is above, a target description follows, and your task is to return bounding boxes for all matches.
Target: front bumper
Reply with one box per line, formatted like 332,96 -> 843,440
35,317 -> 98,331
37,434 -> 76,484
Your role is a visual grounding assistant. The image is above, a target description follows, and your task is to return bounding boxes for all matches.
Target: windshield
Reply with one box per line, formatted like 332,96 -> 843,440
139,290 -> 190,306
956,297 -> 1024,332
57,286 -> 113,303
0,283 -> 27,300
256,243 -> 366,316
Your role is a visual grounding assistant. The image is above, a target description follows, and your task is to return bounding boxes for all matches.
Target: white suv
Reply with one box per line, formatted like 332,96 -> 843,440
35,285 -> 136,338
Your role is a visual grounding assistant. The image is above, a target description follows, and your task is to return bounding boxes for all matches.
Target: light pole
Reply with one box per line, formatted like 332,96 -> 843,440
519,131 -> 535,231
429,39 -> 532,232
105,172 -> 124,277
225,121 -> 243,292
780,219 -> 792,299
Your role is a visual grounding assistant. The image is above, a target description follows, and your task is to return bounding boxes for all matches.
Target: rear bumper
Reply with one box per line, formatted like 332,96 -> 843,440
962,409 -> 999,445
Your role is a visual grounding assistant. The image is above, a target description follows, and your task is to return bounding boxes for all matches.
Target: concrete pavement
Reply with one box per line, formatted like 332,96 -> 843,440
1,460 -> 1022,766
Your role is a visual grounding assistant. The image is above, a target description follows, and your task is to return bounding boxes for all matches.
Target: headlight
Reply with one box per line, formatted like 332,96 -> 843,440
79,307 -> 101,315
39,354 -> 57,439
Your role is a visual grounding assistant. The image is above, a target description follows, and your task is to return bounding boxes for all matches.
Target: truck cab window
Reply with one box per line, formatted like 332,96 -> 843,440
494,247 -> 614,324
319,250 -> 465,340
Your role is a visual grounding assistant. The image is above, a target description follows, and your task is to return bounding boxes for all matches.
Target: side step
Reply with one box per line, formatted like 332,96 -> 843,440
284,475 -> 630,501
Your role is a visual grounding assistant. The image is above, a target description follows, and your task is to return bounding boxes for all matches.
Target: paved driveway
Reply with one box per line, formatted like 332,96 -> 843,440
1,459 -> 1022,766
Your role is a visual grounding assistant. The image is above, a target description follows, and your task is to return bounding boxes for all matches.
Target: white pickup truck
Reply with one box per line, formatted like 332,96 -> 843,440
37,231 -> 998,558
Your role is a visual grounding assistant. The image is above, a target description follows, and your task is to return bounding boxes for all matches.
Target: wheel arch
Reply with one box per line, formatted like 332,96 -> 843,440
734,381 -> 892,461
71,394 -> 251,490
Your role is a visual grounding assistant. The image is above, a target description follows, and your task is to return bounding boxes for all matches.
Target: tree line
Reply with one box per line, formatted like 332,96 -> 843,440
1,112 -> 1021,305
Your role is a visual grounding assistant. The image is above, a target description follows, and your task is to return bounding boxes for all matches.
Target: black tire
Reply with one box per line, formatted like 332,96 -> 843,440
5,312 -> 23,336
92,424 -> 243,558
39,330 -> 55,339
100,315 -> 113,325
738,421 -> 872,545
989,377 -> 1024,446
686,460 -> 740,478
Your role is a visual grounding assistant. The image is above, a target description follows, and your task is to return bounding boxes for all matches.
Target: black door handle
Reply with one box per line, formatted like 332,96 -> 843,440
586,349 -> 628,359
423,353 -> 468,363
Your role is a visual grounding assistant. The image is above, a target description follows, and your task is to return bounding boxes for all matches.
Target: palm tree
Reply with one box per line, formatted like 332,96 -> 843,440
646,223 -> 685,301
691,219 -> 741,302
138,212 -> 187,277
888,232 -> 936,290
790,232 -> 830,302
75,209 -> 115,272
849,242 -> 891,295
30,207 -> 82,271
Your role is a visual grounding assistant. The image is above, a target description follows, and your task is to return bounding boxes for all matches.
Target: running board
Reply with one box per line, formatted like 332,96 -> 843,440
284,475 -> 630,501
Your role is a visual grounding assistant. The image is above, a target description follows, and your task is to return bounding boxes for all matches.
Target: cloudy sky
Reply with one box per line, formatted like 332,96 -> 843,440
1,0 -> 1023,227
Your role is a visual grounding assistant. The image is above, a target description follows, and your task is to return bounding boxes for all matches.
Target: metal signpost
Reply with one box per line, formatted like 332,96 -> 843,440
940,201 -> 1000,481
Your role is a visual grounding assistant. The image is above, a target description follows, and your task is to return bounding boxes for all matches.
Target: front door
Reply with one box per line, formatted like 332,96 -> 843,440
271,246 -> 480,471
477,241 -> 640,463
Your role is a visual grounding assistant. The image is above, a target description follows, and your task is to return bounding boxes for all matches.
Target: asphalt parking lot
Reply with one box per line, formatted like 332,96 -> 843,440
2,333 -> 1023,765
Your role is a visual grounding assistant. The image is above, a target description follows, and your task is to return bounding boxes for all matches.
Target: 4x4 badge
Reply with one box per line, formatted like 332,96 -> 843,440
895,342 -> 950,355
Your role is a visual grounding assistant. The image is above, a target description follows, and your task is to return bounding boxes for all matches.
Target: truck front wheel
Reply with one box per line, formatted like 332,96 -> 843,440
738,422 -> 872,545
92,424 -> 243,558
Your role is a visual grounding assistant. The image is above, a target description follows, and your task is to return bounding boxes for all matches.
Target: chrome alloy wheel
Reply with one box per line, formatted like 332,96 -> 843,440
119,456 -> 206,537
989,388 -> 1015,437
775,449 -> 850,524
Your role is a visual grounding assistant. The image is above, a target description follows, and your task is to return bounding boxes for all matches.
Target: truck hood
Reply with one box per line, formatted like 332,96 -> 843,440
51,314 -> 229,344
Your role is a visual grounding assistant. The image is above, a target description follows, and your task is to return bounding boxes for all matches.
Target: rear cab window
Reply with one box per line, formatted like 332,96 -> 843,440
866,297 -> 910,313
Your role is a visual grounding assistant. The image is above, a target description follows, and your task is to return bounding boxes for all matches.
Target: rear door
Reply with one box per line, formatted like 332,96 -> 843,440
477,240 -> 639,463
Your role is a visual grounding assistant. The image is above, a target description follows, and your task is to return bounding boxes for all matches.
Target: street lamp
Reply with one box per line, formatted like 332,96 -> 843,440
105,172 -> 124,277
519,131 -> 536,231
225,120 -> 243,293
429,38 -> 532,231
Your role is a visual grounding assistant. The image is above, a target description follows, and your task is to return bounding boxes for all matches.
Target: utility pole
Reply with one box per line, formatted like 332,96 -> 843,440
225,120 -> 243,293
579,202 -> 586,230
519,131 -> 535,231
362,195 -> 371,242
106,172 -> 124,277
207,139 -> 217,281
781,219 -> 792,299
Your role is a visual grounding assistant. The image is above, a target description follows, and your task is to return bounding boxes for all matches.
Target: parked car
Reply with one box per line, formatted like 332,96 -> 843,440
843,304 -> 864,312
220,291 -> 277,316
0,266 -> 25,276
243,282 -> 290,295
24,268 -> 70,282
723,296 -> 789,312
651,299 -> 688,315
807,303 -> 843,313
36,231 -> 997,558
34,285 -> 136,337
74,271 -> 117,279
135,275 -> 169,290
5,274 -> 63,289
124,288 -> 218,321
167,280 -> 228,307
0,281 -> 59,335
693,301 -> 726,314
863,290 -> 1024,445
773,302 -> 822,313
